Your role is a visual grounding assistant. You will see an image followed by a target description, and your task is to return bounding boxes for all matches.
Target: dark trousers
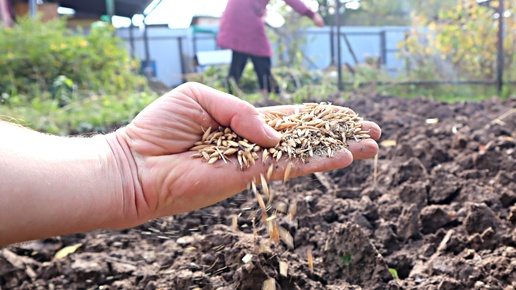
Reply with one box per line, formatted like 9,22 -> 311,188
227,50 -> 279,94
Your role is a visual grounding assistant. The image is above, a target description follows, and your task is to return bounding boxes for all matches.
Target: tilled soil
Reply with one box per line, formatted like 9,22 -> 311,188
1,95 -> 515,290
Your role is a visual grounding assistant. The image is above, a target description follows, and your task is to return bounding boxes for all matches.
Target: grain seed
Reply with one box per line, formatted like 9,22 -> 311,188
277,225 -> 294,248
284,162 -> 293,183
267,164 -> 274,180
260,174 -> 270,200
279,261 -> 288,277
201,127 -> 211,142
262,278 -> 276,290
307,249 -> 314,274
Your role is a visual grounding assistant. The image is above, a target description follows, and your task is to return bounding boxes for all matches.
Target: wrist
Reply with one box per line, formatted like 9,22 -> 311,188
0,126 -> 128,245
103,129 -> 148,228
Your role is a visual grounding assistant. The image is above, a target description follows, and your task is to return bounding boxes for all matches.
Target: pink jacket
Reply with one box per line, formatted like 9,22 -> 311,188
217,0 -> 315,57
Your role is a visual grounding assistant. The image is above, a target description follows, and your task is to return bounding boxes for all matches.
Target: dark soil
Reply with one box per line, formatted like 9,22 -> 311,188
2,95 -> 515,290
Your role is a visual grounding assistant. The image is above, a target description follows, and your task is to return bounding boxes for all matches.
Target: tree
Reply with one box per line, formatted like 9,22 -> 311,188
314,0 -> 457,26
400,0 -> 515,81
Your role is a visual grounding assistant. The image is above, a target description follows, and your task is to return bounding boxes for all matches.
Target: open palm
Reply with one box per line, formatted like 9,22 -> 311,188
115,83 -> 381,225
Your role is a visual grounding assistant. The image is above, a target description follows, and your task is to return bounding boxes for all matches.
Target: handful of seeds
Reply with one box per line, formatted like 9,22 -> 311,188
190,102 -> 370,168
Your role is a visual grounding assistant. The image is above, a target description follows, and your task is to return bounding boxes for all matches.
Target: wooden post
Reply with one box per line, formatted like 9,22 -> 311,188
496,0 -> 504,94
336,0 -> 342,91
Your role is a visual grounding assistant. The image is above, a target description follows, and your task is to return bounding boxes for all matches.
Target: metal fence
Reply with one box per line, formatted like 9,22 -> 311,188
117,15 -> 511,94
116,25 -> 410,88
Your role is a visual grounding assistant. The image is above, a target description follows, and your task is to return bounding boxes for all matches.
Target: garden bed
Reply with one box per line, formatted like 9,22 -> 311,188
1,94 -> 515,289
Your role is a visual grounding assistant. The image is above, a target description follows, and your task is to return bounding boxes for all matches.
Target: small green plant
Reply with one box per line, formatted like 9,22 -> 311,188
389,268 -> 400,280
339,253 -> 352,266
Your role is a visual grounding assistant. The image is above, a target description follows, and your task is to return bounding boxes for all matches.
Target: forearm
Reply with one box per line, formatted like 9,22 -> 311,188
284,0 -> 316,18
0,122 -> 123,246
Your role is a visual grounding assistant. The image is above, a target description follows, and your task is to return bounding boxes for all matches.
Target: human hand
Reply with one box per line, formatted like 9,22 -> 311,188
312,12 -> 325,27
108,82 -> 380,227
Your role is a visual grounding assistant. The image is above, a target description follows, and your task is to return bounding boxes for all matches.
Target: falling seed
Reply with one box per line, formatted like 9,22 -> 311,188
269,221 -> 280,243
307,249 -> 314,274
260,174 -> 270,200
276,150 -> 283,161
253,181 -> 268,221
284,162 -> 293,182
288,202 -> 297,218
267,164 -> 274,180
277,225 -> 294,248
232,215 -> 238,231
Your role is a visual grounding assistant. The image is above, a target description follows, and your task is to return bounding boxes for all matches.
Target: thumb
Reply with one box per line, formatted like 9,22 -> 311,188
177,82 -> 282,148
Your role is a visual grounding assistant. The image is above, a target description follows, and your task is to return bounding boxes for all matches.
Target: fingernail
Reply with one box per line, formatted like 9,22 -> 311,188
263,124 -> 281,140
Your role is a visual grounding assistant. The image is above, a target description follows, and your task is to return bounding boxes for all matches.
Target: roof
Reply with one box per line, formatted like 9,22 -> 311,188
57,0 -> 155,18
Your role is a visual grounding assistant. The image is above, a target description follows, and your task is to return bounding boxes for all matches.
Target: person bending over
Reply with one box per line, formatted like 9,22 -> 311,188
217,0 -> 325,95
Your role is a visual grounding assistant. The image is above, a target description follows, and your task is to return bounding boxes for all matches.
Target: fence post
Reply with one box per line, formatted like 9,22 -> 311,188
379,30 -> 387,66
496,0 -> 504,94
330,25 -> 335,66
335,0 -> 342,91
178,37 -> 187,83
143,18 -> 153,78
128,22 -> 135,58
29,0 -> 36,18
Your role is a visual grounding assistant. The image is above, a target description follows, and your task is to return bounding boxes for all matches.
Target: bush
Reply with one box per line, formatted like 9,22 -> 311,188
0,16 -> 147,99
0,91 -> 158,135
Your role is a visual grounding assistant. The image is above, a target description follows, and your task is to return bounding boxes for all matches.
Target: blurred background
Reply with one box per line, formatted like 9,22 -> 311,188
0,0 -> 514,134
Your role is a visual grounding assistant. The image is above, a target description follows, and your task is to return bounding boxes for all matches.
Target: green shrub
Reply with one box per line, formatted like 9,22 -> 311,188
0,90 -> 158,135
0,16 -> 147,99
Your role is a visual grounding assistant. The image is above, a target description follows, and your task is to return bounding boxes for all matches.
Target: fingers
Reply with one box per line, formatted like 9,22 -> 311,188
174,82 -> 382,153
361,121 -> 382,140
263,149 -> 354,181
258,104 -> 356,116
176,82 -> 281,148
348,139 -> 379,160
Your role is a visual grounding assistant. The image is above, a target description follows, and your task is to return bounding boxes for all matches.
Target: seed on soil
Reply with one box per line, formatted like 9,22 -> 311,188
262,278 -> 276,290
279,261 -> 288,277
278,224 -> 294,248
242,253 -> 253,264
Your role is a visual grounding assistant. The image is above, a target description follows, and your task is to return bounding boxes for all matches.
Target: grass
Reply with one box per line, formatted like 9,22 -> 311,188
0,90 -> 158,135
